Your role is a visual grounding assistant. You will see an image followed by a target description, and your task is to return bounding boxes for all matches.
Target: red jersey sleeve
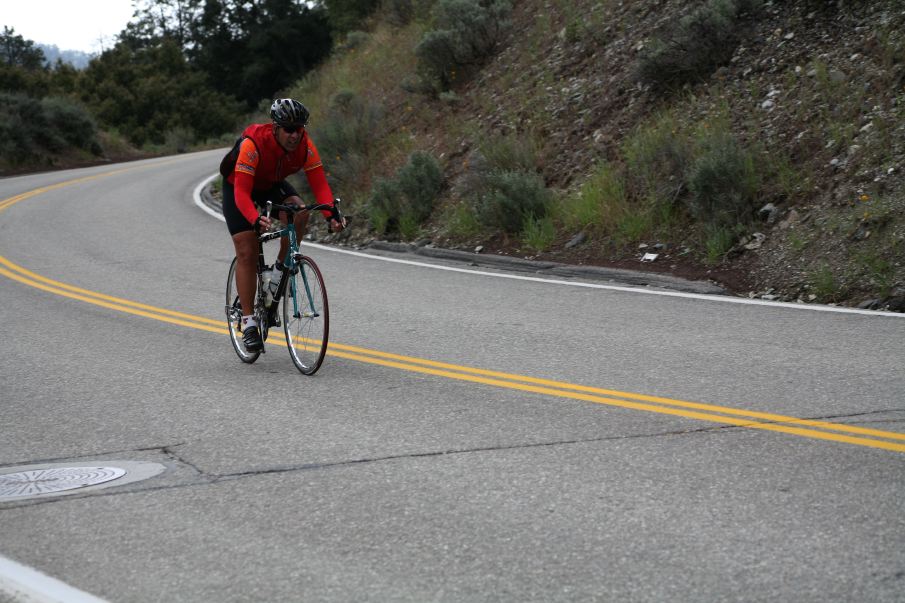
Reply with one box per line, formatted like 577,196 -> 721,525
233,138 -> 260,225
302,137 -> 335,220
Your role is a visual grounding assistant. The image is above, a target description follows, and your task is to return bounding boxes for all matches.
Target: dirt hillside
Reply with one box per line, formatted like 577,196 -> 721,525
316,0 -> 904,311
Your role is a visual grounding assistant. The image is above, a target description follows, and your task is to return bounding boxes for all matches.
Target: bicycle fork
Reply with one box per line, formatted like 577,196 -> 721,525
278,253 -> 319,320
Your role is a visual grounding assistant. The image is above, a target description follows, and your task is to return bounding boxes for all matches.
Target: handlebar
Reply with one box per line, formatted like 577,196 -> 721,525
258,198 -> 345,242
266,198 -> 342,221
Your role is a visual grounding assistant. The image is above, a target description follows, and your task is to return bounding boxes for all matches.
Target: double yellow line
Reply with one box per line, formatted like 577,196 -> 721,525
3,253 -> 905,454
0,167 -> 139,214
3,172 -> 905,454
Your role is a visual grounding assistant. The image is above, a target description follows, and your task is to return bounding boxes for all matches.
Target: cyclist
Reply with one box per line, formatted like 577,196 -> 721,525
220,98 -> 345,352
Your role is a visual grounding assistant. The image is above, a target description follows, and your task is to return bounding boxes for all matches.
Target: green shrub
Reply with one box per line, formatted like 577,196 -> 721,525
855,250 -> 895,295
384,0 -> 439,24
703,225 -> 736,264
368,177 -> 403,234
557,162 -> 626,232
687,133 -> 760,227
438,91 -> 462,105
442,202 -> 483,238
616,212 -> 653,244
415,0 -> 513,91
623,113 -> 692,205
39,96 -> 101,154
0,93 -> 101,165
479,133 -> 540,173
311,90 -> 383,188
319,90 -> 383,155
637,0 -> 761,92
367,151 -> 444,237
457,133 -> 551,235
809,263 -> 847,302
163,127 -> 193,153
370,205 -> 391,235
323,0 -> 382,33
398,213 -> 421,240
522,214 -> 556,252
474,170 -> 552,234
385,0 -> 415,25
396,150 -> 444,222
339,31 -> 371,51
415,30 -> 458,91
0,95 -> 35,163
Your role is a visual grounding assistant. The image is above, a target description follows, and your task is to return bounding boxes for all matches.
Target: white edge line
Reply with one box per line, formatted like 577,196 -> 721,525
192,172 -> 223,221
193,176 -> 904,319
0,554 -> 108,603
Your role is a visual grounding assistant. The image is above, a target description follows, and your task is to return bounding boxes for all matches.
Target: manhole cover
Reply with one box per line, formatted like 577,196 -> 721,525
0,467 -> 125,499
0,461 -> 165,502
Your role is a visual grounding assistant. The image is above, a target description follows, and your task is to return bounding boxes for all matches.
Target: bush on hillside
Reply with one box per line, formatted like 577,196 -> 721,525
474,170 -> 552,234
368,150 -> 444,237
396,150 -> 444,222
385,0 -> 416,25
368,177 -> 404,234
0,93 -> 101,165
39,96 -> 102,154
387,0 -> 439,24
311,90 -> 383,188
637,0 -> 761,92
622,113 -> 693,205
687,134 -> 760,227
478,133 -> 541,174
415,0 -> 513,92
323,0 -> 382,34
454,134 -> 551,234
557,161 -> 628,232
337,31 -> 370,52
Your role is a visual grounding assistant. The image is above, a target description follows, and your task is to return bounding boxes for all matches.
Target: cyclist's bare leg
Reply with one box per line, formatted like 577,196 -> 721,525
232,230 -> 258,315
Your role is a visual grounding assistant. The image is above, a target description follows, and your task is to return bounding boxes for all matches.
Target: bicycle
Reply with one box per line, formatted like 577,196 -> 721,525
225,199 -> 342,375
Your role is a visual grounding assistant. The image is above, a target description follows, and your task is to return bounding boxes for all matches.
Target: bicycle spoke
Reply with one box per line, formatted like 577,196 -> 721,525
282,256 -> 328,374
225,256 -> 260,364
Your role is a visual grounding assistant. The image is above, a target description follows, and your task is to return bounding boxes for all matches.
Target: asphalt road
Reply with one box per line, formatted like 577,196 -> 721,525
1,151 -> 904,602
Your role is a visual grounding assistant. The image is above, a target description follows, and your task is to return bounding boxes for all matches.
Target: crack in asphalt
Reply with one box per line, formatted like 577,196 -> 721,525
210,424 -> 733,481
0,425 -> 727,509
794,409 -> 905,422
162,445 -> 206,476
4,410 -> 904,510
0,444 -> 183,470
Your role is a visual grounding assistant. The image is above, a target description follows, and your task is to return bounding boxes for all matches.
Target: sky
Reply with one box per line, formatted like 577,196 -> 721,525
1,0 -> 136,53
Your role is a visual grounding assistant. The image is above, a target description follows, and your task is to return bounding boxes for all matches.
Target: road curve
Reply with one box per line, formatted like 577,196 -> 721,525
1,151 -> 904,602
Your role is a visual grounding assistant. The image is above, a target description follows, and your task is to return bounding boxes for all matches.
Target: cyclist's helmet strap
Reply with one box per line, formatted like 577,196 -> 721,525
270,98 -> 310,128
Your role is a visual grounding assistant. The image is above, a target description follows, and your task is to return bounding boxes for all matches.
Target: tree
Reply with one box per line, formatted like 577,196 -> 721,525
80,38 -> 240,145
126,0 -> 334,108
318,0 -> 381,34
1,27 -> 46,70
127,0 -> 202,48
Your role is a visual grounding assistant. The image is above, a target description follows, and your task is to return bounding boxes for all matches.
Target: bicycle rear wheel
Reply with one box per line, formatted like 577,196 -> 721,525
282,256 -> 329,374
226,256 -> 261,363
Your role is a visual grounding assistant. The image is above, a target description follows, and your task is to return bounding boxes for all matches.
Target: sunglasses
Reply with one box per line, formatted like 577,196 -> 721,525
280,125 -> 305,134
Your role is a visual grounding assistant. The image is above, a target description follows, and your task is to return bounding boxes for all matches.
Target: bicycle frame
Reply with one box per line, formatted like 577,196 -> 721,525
228,199 -> 339,372
260,200 -> 338,321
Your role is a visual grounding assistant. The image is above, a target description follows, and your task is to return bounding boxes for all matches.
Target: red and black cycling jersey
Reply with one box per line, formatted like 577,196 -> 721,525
226,123 -> 334,225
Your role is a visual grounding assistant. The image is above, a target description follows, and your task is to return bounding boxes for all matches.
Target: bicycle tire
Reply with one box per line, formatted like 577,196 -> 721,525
282,256 -> 329,375
226,256 -> 261,364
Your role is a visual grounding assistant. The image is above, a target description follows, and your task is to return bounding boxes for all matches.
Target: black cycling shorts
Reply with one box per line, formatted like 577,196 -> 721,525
221,178 -> 300,235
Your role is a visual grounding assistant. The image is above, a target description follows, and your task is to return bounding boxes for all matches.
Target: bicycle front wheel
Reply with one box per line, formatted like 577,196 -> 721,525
282,256 -> 329,374
226,256 -> 260,364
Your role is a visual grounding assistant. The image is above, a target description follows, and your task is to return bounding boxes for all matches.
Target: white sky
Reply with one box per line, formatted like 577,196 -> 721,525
1,0 -> 136,53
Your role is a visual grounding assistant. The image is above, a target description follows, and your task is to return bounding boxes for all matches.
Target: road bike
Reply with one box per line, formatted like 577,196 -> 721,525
225,200 -> 341,375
